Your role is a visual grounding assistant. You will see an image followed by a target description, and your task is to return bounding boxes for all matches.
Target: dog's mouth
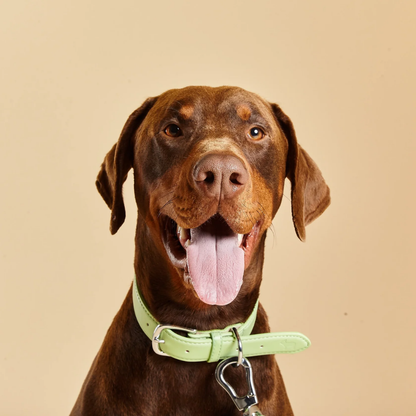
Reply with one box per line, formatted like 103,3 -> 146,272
161,214 -> 261,306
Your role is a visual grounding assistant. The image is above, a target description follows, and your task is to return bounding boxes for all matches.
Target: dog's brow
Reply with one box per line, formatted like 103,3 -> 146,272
167,106 -> 181,115
236,104 -> 251,121
166,102 -> 194,120
179,105 -> 194,120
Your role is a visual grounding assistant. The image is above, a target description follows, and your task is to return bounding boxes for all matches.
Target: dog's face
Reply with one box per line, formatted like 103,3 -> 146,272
96,86 -> 330,306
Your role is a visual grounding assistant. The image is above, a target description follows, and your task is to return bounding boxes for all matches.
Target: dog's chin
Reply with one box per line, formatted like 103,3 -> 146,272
160,214 -> 261,306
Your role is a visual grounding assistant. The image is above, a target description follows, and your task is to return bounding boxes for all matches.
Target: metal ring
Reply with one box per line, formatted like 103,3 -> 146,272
231,327 -> 243,367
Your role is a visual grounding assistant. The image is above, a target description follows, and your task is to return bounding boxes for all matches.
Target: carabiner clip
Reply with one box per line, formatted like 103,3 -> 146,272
215,356 -> 259,414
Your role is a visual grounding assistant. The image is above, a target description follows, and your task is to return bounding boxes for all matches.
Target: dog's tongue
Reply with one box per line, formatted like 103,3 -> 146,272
186,218 -> 244,306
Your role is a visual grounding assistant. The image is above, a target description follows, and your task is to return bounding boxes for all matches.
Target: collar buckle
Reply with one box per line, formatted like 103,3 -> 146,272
152,324 -> 198,357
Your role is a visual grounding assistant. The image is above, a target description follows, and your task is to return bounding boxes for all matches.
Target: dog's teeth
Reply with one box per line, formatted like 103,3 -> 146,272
177,226 -> 186,239
184,270 -> 192,284
180,227 -> 189,241
238,234 -> 244,246
184,239 -> 191,248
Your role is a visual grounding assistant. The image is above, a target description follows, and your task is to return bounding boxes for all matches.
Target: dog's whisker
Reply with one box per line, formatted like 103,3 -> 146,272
158,197 -> 178,218
268,223 -> 277,247
159,189 -> 176,200
256,202 -> 268,221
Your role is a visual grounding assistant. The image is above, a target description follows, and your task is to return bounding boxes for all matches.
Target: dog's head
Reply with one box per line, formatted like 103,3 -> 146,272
96,86 -> 330,306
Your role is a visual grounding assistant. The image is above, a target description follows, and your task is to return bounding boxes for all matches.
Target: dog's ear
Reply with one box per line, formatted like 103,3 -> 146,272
96,97 -> 157,234
271,104 -> 330,241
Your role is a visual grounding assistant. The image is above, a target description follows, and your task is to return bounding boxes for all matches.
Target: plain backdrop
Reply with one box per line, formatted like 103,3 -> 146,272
1,1 -> 415,415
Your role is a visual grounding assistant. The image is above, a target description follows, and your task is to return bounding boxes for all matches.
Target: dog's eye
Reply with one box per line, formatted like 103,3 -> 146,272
164,124 -> 183,138
248,127 -> 265,141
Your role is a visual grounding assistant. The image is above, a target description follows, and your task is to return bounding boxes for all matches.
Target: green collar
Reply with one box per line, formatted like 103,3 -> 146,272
132,277 -> 310,362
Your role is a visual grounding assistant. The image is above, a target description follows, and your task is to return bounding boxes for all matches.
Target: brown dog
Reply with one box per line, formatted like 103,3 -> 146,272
70,86 -> 330,415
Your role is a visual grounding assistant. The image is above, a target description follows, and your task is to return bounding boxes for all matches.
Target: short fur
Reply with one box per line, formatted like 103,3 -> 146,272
71,86 -> 330,415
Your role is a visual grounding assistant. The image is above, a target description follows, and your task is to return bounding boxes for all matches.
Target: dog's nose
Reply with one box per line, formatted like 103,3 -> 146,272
193,154 -> 248,199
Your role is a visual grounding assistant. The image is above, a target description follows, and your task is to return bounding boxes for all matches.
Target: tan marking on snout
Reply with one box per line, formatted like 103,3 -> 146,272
236,104 -> 251,121
179,105 -> 194,120
195,138 -> 248,167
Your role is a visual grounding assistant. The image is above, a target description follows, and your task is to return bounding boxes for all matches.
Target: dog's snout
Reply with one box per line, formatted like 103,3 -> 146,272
193,154 -> 248,199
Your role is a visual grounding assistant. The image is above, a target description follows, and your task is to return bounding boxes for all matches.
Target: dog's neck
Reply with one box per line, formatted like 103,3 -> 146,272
133,219 -> 266,331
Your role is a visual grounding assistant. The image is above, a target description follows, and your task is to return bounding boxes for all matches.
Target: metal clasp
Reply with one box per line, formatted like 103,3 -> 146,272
215,356 -> 259,414
152,324 -> 198,357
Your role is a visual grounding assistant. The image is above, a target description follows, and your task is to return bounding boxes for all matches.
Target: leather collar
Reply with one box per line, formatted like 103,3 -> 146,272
132,276 -> 310,362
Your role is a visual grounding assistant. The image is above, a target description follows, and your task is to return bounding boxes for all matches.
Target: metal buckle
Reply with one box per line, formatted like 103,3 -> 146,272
152,324 -> 198,357
215,356 -> 259,413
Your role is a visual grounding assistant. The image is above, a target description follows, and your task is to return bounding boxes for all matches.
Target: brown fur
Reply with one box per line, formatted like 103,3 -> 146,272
70,86 -> 330,415
179,104 -> 194,119
236,104 -> 252,121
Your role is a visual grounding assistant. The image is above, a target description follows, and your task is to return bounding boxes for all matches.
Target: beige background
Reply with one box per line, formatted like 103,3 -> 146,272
1,0 -> 415,415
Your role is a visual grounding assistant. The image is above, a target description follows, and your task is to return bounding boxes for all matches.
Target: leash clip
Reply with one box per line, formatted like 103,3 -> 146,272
152,324 -> 198,357
215,356 -> 260,415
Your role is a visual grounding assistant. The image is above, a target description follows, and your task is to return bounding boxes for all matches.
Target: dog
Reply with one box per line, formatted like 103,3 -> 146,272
70,86 -> 330,415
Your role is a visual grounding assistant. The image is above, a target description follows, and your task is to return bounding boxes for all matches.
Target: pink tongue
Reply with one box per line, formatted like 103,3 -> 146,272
186,220 -> 244,305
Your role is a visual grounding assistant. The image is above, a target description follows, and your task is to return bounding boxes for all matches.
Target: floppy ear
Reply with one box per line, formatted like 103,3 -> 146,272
96,97 -> 157,234
271,104 -> 330,241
